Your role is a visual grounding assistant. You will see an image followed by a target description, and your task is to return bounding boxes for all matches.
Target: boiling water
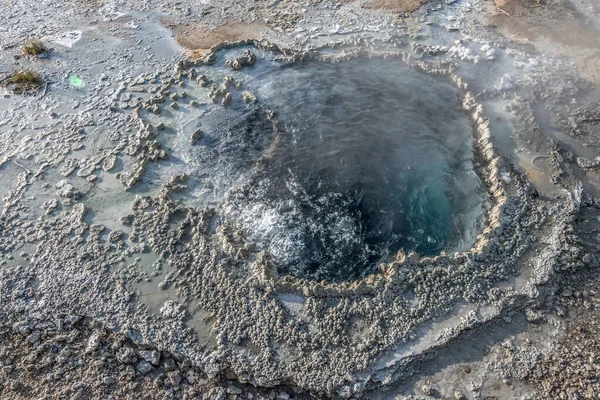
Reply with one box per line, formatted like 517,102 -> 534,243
221,57 -> 487,281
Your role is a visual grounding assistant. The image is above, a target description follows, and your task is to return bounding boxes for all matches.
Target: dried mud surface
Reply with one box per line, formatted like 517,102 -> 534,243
165,20 -> 268,51
362,0 -> 425,13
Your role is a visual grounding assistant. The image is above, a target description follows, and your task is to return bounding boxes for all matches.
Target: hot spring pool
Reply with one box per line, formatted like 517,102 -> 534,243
213,55 -> 488,281
168,51 -> 488,281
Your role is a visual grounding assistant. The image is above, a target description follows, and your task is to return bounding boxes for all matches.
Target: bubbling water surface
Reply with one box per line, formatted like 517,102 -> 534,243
221,57 -> 487,281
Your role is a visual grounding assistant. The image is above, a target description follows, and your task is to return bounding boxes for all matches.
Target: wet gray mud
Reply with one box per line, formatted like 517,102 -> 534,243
0,0 -> 600,399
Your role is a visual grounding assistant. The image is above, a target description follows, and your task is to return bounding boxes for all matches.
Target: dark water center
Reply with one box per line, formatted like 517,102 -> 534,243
224,57 -> 486,281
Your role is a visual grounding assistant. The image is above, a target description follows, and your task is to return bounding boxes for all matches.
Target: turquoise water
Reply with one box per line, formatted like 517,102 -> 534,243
219,56 -> 487,281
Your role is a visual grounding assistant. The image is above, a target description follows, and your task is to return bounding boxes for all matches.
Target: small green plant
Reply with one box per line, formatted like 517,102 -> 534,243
5,68 -> 44,94
21,38 -> 48,57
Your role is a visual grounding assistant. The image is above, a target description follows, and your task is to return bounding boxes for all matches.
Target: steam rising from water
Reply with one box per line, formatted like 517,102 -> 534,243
219,57 -> 487,281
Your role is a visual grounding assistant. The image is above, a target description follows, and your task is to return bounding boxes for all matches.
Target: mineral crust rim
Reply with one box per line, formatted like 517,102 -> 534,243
186,42 -> 510,289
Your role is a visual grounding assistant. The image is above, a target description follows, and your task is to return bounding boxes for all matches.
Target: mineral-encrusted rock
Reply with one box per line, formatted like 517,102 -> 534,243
120,214 -> 134,226
576,156 -> 599,170
60,158 -> 80,176
422,383 -> 435,396
120,159 -> 148,188
116,346 -> 138,364
86,331 -> 102,353
221,92 -> 232,106
191,129 -> 203,145
103,154 -> 117,171
197,75 -> 210,87
242,91 -> 257,104
226,50 -> 257,70
54,180 -> 81,199
160,300 -> 186,320
454,390 -> 467,400
107,230 -> 124,243
525,308 -> 545,322
152,94 -> 166,104
42,198 -> 59,215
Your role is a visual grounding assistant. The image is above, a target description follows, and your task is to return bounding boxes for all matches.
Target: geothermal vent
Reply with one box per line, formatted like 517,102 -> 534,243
210,54 -> 489,281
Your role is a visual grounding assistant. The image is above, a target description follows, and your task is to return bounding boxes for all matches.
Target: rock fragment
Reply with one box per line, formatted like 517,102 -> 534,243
160,300 -> 186,320
205,387 -> 226,400
242,91 -> 257,104
103,154 -> 117,171
86,331 -> 102,353
197,75 -> 210,87
226,50 -> 256,70
116,346 -> 138,364
221,92 -> 232,106
139,350 -> 161,366
191,129 -> 203,145
137,360 -> 153,375
54,180 -> 81,199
